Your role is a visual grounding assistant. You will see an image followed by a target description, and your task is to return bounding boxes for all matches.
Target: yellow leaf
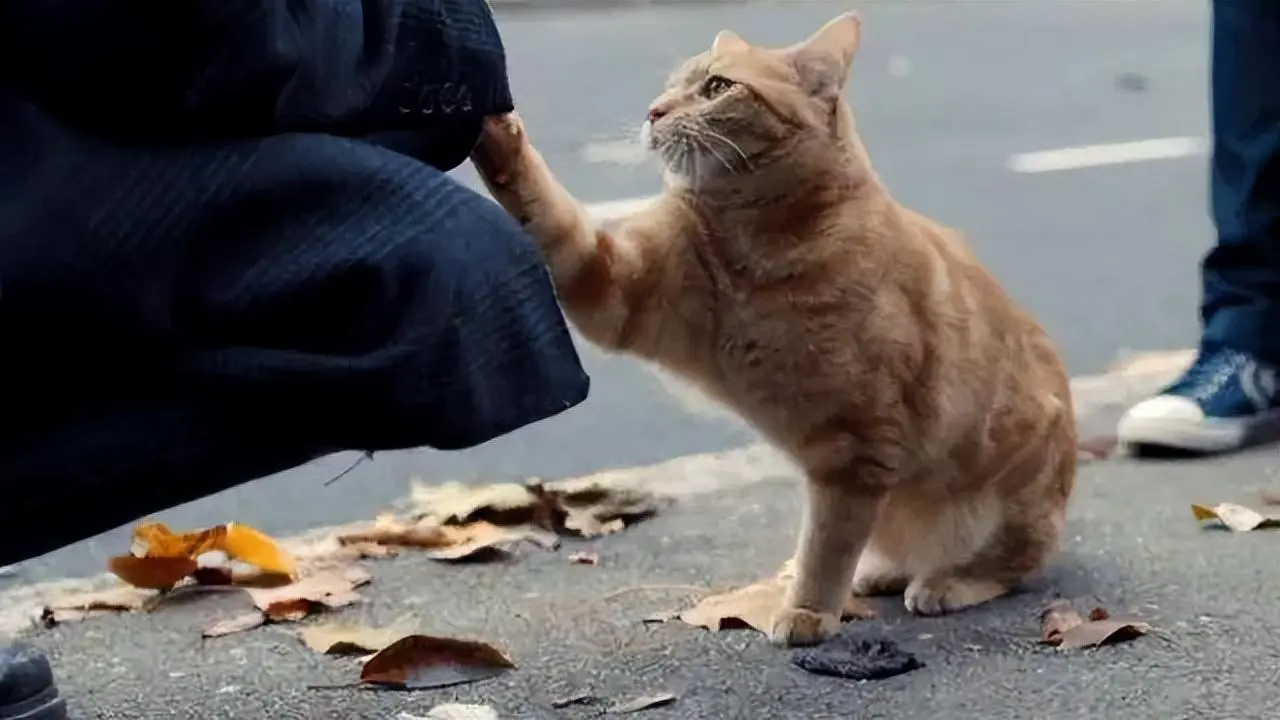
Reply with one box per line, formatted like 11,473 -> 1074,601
220,523 -> 298,577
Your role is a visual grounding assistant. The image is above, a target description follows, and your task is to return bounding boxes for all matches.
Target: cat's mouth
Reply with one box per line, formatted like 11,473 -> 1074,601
641,120 -> 754,181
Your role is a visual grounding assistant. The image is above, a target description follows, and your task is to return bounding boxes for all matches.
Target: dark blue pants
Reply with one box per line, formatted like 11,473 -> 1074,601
1202,0 -> 1280,363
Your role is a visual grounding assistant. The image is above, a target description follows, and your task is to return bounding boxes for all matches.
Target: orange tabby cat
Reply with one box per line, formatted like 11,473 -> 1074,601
470,12 -> 1076,647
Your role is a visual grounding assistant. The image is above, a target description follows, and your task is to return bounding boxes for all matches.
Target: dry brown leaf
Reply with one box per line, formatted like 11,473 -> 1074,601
1038,600 -> 1151,650
564,512 -> 625,538
343,542 -> 400,559
608,692 -> 678,714
1038,600 -> 1084,644
298,621 -> 412,656
424,522 -> 557,563
107,555 -> 198,590
568,552 -> 599,566
1191,502 -> 1280,531
203,612 -> 266,638
245,567 -> 371,622
41,586 -> 153,626
360,635 -> 516,690
409,480 -> 547,527
677,578 -> 874,634
337,521 -> 461,550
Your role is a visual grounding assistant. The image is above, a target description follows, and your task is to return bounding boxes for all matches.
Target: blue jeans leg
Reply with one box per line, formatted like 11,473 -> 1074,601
1201,0 -> 1280,365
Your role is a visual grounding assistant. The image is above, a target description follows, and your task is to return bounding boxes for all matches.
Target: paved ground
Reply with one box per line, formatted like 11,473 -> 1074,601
21,440 -> 1280,719
7,1 -> 1265,717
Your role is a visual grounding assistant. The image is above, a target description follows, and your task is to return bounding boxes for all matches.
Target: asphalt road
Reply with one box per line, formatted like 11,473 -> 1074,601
28,444 -> 1280,719
3,0 -> 1214,585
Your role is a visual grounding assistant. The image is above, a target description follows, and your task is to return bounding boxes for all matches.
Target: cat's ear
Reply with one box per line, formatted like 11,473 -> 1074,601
788,12 -> 861,96
711,30 -> 749,56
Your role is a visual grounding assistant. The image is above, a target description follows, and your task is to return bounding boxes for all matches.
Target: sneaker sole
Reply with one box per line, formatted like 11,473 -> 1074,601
1117,407 -> 1280,454
0,686 -> 67,720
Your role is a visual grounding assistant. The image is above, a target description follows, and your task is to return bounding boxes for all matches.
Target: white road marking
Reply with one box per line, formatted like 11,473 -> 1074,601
1007,136 -> 1208,174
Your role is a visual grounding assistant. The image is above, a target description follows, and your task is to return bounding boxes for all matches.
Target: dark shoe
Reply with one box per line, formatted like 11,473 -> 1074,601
1118,348 -> 1280,453
0,642 -> 66,720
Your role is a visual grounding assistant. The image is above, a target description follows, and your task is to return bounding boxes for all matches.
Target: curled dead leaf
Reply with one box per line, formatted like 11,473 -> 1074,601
337,522 -> 460,550
360,635 -> 516,690
1191,502 -> 1280,532
245,567 -> 371,622
568,552 -> 599,566
678,578 -> 874,634
203,612 -> 266,638
608,692 -> 677,714
221,523 -> 298,577
107,555 -> 198,590
41,586 -> 152,626
1038,600 -> 1151,650
1038,600 -> 1084,644
298,621 -> 413,656
424,522 -> 558,562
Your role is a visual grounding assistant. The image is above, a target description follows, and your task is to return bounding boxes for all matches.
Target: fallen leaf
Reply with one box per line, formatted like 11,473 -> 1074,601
360,635 -> 516,690
425,522 -> 557,563
221,523 -> 298,578
640,610 -> 680,624
608,692 -> 677,714
131,521 -> 224,559
107,555 -> 198,590
203,612 -> 266,638
298,621 -> 411,656
191,567 -> 235,586
1038,600 -> 1085,644
1056,618 -> 1152,650
397,705 -> 499,720
564,513 -> 625,538
245,567 -> 371,622
337,521 -> 461,550
1190,502 -> 1280,531
678,579 -> 874,634
409,480 -> 548,527
568,552 -> 598,565
41,586 -> 152,626
1038,600 -> 1151,650
551,692 -> 599,708
343,542 -> 400,559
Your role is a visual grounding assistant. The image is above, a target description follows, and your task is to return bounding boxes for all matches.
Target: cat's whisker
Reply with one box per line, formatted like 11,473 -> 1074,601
700,128 -> 753,173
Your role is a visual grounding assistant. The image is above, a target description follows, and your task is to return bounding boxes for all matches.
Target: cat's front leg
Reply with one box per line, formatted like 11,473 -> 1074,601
769,481 -> 881,647
471,114 -> 683,354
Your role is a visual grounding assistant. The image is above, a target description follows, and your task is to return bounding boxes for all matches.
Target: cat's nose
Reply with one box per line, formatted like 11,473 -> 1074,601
646,105 -> 669,123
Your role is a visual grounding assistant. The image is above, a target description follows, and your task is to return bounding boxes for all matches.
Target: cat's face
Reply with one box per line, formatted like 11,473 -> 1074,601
641,12 -> 862,188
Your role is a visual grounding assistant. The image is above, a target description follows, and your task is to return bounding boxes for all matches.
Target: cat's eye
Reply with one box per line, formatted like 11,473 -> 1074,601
702,75 -> 736,98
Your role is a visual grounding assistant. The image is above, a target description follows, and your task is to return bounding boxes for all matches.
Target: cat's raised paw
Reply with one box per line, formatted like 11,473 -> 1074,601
767,606 -> 840,647
472,113 -> 530,185
903,576 -> 1008,616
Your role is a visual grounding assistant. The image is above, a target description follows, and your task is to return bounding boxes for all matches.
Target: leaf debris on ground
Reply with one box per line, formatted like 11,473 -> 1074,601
673,577 -> 874,634
551,692 -> 600,708
1038,599 -> 1152,650
1191,502 -> 1280,532
359,634 -> 516,690
298,620 -> 414,656
607,692 -> 678,714
568,551 -> 599,565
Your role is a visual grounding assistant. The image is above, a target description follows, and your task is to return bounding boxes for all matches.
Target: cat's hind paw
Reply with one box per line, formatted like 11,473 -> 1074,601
767,606 -> 840,647
903,576 -> 1008,616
